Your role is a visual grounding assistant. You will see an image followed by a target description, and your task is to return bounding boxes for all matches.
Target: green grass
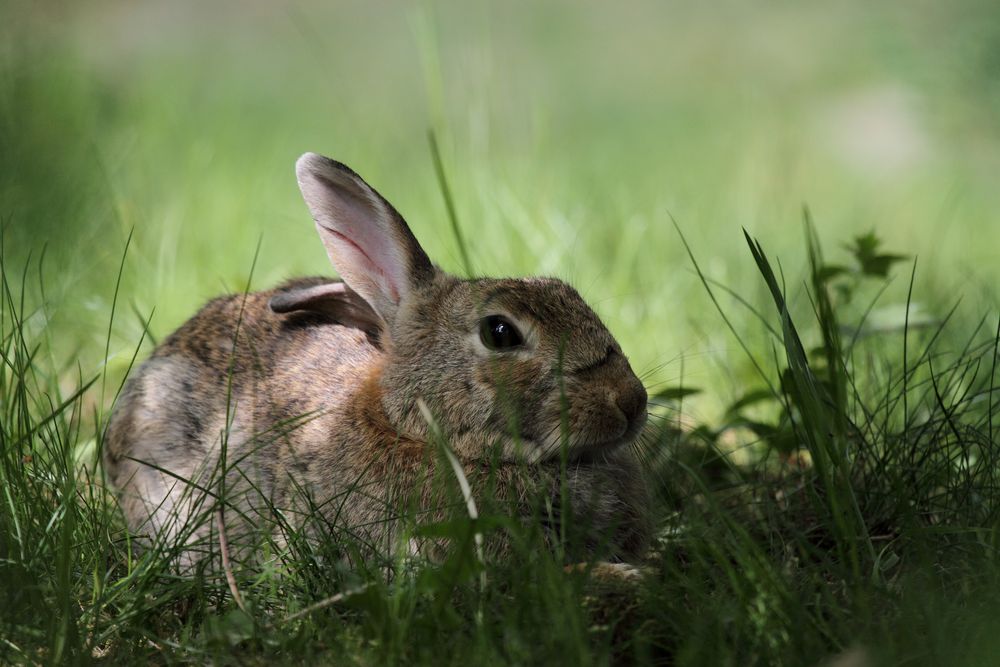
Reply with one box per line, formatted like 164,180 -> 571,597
3,1 -> 1000,664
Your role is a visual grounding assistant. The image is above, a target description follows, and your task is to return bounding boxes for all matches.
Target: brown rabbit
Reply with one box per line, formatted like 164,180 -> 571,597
103,153 -> 651,567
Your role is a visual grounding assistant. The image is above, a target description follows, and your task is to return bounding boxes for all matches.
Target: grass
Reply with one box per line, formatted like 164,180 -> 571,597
3,1 -> 1000,664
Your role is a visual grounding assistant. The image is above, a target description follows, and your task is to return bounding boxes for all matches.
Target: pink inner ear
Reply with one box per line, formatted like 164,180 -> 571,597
310,171 -> 410,306
327,228 -> 401,303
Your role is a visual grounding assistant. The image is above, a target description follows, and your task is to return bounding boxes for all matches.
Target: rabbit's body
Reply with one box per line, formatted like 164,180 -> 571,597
104,155 -> 651,566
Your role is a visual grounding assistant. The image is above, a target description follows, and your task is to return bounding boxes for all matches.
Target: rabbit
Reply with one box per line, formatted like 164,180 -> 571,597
103,153 -> 652,568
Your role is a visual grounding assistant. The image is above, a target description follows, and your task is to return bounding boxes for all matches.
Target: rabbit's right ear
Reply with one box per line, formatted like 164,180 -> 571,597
295,153 -> 436,326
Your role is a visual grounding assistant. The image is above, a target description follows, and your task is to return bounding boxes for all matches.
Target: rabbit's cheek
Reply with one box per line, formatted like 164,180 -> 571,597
477,355 -> 534,387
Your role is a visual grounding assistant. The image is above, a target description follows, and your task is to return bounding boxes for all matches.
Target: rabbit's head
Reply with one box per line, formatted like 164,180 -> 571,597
293,153 -> 647,463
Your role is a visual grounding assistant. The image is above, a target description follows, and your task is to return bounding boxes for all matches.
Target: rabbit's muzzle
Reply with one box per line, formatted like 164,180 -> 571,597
533,351 -> 648,460
594,369 -> 648,451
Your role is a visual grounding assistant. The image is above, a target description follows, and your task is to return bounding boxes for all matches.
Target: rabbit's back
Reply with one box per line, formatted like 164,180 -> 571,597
104,277 -> 381,556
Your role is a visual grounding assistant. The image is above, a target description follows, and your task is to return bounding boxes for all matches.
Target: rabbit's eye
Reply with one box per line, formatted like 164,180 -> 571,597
479,315 -> 524,350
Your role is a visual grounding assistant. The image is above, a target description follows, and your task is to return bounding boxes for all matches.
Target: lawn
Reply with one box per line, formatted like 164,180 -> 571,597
3,1 -> 1000,664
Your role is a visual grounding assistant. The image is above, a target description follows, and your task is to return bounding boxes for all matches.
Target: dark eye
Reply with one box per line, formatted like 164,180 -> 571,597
479,315 -> 524,350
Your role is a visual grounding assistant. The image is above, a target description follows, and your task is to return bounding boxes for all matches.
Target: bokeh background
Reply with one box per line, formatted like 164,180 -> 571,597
3,0 -> 999,419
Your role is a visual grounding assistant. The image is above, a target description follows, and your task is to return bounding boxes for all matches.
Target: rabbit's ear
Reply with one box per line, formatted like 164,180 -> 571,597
295,153 -> 435,325
269,281 -> 382,335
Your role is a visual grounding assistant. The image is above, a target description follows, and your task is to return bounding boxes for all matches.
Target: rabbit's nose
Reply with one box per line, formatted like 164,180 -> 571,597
615,378 -> 648,429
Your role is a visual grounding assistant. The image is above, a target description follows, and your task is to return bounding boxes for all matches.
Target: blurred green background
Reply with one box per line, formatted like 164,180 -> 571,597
2,0 -> 999,418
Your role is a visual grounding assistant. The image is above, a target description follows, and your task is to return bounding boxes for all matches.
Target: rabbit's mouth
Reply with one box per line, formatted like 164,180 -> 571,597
524,412 -> 646,463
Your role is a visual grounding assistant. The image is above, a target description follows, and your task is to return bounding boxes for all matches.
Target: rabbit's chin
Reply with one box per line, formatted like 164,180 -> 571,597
507,432 -> 640,465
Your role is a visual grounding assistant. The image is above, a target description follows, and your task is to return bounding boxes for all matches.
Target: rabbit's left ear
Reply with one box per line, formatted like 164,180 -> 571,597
296,153 -> 436,326
269,281 -> 382,336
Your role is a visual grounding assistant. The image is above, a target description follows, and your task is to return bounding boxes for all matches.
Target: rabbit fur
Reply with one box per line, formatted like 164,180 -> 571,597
103,153 -> 652,567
